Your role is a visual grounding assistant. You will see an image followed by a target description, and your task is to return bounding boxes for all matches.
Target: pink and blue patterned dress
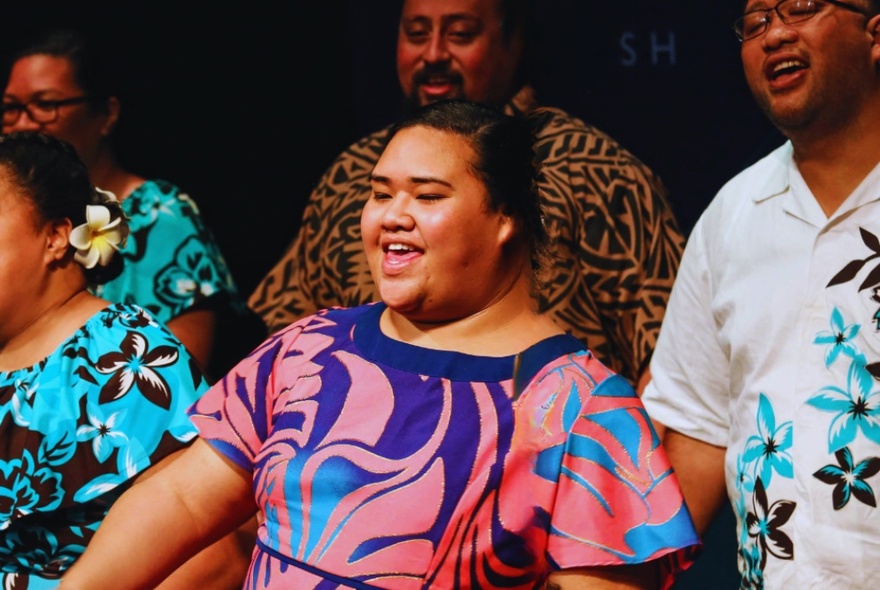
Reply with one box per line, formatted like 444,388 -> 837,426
0,303 -> 208,589
190,303 -> 699,589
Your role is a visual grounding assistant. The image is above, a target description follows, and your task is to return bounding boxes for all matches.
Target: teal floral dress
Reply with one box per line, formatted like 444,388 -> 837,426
94,180 -> 240,324
0,303 -> 209,589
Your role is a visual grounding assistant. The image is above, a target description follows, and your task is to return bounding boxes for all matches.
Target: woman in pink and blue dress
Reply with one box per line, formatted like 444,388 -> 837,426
61,100 -> 700,589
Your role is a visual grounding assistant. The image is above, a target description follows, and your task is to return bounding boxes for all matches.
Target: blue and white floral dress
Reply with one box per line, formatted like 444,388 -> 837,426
94,180 -> 241,325
0,303 -> 208,588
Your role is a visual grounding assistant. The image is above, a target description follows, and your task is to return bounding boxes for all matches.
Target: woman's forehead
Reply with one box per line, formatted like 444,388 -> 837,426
377,127 -> 476,177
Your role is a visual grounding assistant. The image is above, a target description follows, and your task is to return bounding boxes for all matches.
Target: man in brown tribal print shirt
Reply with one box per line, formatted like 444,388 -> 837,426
249,0 -> 686,393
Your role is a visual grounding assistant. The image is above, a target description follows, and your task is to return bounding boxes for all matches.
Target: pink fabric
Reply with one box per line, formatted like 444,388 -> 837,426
190,305 -> 699,589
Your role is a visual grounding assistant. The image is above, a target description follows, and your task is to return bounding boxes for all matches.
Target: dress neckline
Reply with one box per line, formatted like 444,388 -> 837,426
352,303 -> 584,387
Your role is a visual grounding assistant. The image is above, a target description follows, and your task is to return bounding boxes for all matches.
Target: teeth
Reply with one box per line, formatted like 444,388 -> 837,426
774,60 -> 801,73
388,243 -> 414,252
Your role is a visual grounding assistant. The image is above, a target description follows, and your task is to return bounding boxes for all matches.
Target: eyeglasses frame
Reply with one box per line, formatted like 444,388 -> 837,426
1,95 -> 92,126
733,0 -> 871,41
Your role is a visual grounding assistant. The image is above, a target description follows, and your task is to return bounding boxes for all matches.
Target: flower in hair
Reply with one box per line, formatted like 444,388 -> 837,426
69,205 -> 128,269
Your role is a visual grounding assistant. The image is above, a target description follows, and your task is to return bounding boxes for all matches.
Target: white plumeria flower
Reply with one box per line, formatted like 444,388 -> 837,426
69,204 -> 127,269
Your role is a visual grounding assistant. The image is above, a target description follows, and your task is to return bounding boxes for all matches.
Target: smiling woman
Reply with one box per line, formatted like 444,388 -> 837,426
59,100 -> 700,590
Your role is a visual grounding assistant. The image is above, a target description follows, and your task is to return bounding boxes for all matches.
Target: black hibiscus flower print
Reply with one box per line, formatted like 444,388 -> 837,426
94,331 -> 179,409
814,446 -> 880,510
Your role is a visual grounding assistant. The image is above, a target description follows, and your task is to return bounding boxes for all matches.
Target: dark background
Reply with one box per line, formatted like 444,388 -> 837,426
3,1 -> 784,298
4,1 -> 784,587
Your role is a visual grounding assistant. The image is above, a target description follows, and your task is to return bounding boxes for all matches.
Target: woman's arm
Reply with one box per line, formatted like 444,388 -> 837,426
60,439 -> 256,590
156,514 -> 258,590
663,428 -> 728,535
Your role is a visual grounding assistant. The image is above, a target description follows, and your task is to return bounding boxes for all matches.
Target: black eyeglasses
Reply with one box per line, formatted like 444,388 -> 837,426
734,0 -> 870,41
1,96 -> 91,126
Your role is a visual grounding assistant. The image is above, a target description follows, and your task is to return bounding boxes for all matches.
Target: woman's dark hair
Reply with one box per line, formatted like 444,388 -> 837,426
386,99 -> 549,276
0,131 -> 126,284
6,28 -> 118,111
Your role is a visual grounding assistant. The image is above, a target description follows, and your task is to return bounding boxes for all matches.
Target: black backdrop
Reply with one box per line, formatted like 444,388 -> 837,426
4,2 -> 782,587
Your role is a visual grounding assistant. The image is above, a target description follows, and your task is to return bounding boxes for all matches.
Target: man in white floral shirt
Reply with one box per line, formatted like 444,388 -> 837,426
642,0 -> 880,587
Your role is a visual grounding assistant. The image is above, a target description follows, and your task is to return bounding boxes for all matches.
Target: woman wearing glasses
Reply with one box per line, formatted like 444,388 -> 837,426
1,28 -> 247,381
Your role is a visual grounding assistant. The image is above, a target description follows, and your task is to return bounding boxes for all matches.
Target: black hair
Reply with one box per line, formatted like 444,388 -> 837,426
0,131 -> 127,284
386,99 -> 548,275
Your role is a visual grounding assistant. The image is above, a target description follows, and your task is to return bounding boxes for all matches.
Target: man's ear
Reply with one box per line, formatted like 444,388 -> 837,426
45,218 -> 73,264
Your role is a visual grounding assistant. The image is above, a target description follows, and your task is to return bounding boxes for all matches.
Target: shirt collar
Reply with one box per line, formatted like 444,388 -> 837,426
754,141 -> 880,226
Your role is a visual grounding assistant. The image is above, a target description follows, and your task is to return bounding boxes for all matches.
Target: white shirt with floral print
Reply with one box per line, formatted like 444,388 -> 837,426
643,142 -> 880,589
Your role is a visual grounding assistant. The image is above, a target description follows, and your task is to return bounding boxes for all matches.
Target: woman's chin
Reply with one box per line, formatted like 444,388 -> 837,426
378,289 -> 421,316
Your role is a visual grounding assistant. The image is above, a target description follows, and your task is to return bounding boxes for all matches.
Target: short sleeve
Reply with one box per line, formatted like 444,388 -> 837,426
642,214 -> 731,446
248,131 -> 389,334
527,107 -> 685,383
188,316 -> 326,471
543,372 -> 700,586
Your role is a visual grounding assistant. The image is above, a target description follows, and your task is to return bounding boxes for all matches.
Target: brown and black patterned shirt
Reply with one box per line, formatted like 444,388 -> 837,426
249,88 -> 686,385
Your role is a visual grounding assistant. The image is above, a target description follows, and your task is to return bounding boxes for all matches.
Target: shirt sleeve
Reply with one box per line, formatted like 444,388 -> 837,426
582,160 -> 685,381
168,191 -> 241,307
529,108 -> 685,383
641,212 -> 731,447
543,371 -> 700,585
248,132 -> 388,334
187,316 -> 324,471
74,307 -> 210,498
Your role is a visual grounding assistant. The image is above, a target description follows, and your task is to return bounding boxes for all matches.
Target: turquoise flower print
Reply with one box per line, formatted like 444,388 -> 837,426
110,306 -> 155,330
743,394 -> 793,488
745,477 -> 795,570
129,185 -> 176,229
98,305 -> 154,330
154,236 -> 220,309
735,452 -> 756,494
94,330 -> 179,409
738,541 -> 764,590
873,287 -> 880,330
813,446 -> 880,510
0,526 -> 83,575
75,403 -> 129,463
0,380 -> 34,428
807,359 -> 880,453
813,307 -> 860,367
0,451 -> 63,528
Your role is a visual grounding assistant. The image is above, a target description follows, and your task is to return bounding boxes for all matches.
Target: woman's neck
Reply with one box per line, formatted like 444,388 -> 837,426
381,275 -> 562,357
88,154 -> 145,201
0,287 -> 103,371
